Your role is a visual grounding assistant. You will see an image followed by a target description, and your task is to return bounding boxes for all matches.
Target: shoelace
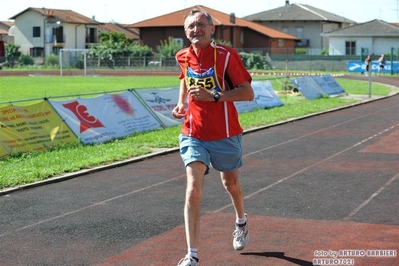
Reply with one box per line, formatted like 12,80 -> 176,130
178,256 -> 198,266
233,226 -> 246,240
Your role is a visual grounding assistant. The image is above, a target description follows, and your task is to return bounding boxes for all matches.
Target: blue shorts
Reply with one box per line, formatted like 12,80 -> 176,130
179,134 -> 244,174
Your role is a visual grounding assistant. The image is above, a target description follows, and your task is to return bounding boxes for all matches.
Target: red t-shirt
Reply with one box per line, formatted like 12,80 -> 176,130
175,41 -> 252,141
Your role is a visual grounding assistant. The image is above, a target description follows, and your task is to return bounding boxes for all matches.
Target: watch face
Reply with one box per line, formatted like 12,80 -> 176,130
214,92 -> 220,102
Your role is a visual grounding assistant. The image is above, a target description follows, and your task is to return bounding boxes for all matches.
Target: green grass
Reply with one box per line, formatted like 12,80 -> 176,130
0,74 -> 395,190
1,76 -> 180,104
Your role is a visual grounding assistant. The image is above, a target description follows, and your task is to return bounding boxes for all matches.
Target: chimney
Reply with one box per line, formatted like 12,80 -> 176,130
230,13 -> 236,24
285,0 -> 290,5
42,7 -> 46,13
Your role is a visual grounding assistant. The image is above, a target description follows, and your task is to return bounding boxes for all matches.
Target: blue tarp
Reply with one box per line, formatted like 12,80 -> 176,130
252,80 -> 284,108
291,76 -> 327,100
234,80 -> 284,113
313,75 -> 346,96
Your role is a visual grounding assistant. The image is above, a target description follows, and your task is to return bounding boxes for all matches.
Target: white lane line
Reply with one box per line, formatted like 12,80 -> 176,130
0,174 -> 186,238
343,172 -> 399,221
214,124 -> 399,214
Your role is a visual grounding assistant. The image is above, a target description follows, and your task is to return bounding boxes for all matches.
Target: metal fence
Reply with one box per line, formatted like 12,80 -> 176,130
1,50 -> 398,74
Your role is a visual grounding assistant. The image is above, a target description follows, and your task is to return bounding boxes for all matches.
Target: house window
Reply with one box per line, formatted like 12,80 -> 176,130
173,38 -> 183,49
30,47 -> 43,57
33,27 -> 41,37
345,41 -> 356,55
278,39 -> 284,47
296,27 -> 303,39
282,27 -> 288,33
53,26 -> 64,43
53,47 -> 61,55
86,27 -> 98,43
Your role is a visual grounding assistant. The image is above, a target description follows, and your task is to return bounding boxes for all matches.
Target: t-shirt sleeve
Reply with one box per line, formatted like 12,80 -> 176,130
175,50 -> 186,80
226,49 -> 252,87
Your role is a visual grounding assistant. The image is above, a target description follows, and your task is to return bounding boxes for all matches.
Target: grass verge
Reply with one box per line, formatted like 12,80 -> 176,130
0,75 -> 393,190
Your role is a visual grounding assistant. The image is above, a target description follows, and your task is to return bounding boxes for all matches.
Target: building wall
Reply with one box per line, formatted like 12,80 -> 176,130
13,10 -> 92,58
258,21 -> 347,52
329,36 -> 398,56
63,24 -> 86,50
140,27 -> 186,50
242,29 -> 270,50
14,11 -> 45,55
259,21 -> 320,48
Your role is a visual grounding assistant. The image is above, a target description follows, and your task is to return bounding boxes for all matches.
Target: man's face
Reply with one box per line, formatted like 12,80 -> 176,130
184,12 -> 215,48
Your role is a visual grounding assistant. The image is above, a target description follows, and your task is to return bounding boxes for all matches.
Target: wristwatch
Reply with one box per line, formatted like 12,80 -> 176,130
213,92 -> 220,103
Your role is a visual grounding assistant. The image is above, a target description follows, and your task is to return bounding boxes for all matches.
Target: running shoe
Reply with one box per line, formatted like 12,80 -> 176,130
177,255 -> 200,266
233,214 -> 249,250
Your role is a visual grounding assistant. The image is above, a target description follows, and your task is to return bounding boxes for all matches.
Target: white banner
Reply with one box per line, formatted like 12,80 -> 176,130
49,91 -> 162,144
234,100 -> 260,113
134,88 -> 184,127
252,80 -> 284,108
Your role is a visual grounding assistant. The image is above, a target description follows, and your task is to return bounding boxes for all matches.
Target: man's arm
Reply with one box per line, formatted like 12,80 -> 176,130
172,79 -> 188,118
215,81 -> 254,102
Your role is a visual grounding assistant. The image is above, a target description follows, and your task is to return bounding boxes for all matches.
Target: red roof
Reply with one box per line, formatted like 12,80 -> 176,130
10,7 -> 99,25
128,5 -> 298,40
98,23 -> 139,40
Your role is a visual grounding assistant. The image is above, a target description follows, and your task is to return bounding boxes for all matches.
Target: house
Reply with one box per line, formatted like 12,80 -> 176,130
9,7 -> 100,60
0,21 -> 14,60
243,0 -> 355,54
126,5 -> 299,55
98,23 -> 139,41
321,19 -> 399,56
0,21 -> 14,43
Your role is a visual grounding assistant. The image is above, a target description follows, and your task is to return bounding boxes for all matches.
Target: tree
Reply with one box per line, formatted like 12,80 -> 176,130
5,43 -> 21,67
156,36 -> 182,57
89,32 -> 153,64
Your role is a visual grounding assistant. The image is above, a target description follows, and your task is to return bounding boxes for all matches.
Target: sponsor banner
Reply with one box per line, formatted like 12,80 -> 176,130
134,88 -> 184,127
252,80 -> 284,108
347,61 -> 399,73
234,100 -> 260,114
0,101 -> 77,158
312,75 -> 346,96
291,76 -> 327,100
49,91 -> 162,144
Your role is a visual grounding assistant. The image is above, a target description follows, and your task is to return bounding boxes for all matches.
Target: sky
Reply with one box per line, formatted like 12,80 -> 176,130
1,0 -> 398,24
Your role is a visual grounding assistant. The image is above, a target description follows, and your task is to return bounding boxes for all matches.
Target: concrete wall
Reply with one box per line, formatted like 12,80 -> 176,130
329,37 -> 398,56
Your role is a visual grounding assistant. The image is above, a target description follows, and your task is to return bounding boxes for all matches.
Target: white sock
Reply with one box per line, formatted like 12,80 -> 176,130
188,248 -> 198,258
236,215 -> 247,226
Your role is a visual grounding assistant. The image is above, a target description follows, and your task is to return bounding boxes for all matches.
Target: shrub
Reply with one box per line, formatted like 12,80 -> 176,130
18,54 -> 34,66
5,43 -> 21,67
157,36 -> 182,57
239,52 -> 267,70
214,39 -> 232,47
295,48 -> 307,55
320,48 -> 329,55
45,53 -> 59,66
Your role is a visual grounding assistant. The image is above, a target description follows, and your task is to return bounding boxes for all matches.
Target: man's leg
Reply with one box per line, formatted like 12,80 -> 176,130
221,169 -> 249,250
220,170 -> 245,219
184,161 -> 207,249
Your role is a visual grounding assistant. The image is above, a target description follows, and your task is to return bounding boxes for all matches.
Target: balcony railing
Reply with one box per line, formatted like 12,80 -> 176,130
45,35 -> 66,44
86,34 -> 98,44
296,39 -> 310,48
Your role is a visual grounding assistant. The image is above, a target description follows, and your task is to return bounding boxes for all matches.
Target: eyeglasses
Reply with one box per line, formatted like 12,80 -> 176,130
186,23 -> 210,31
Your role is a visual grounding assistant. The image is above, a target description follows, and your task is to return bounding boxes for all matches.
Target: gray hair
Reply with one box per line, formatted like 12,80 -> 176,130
184,8 -> 214,28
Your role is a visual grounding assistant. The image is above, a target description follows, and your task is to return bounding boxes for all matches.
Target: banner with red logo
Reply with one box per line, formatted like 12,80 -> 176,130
48,91 -> 162,144
0,101 -> 77,158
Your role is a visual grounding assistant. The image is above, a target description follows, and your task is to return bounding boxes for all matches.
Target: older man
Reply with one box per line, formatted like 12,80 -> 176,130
172,8 -> 254,266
